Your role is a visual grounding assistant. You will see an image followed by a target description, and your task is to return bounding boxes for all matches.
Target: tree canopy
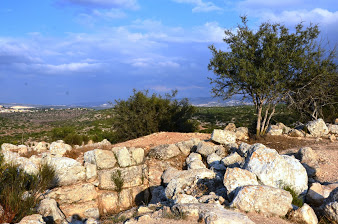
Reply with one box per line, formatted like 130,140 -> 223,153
208,16 -> 337,136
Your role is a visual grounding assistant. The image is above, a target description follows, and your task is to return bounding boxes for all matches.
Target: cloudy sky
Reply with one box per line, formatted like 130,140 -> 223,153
0,0 -> 337,105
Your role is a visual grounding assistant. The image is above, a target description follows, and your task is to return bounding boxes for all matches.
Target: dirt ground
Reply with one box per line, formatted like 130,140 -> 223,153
111,132 -> 338,224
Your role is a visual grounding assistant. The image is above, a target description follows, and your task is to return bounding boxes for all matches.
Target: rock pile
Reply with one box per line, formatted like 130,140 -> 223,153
0,119 -> 337,224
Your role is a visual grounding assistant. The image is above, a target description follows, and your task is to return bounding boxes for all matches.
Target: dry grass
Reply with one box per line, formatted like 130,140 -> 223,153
20,150 -> 40,158
246,135 -> 314,153
64,144 -> 112,159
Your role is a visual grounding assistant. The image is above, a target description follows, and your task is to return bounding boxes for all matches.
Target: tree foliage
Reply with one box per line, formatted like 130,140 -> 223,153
208,16 -> 337,136
112,90 -> 198,141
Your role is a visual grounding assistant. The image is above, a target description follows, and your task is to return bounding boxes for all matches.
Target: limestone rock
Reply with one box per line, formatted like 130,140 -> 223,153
98,164 -> 147,190
321,187 -> 338,223
223,167 -> 258,199
298,147 -> 320,177
113,147 -> 132,167
235,127 -> 249,140
231,185 -> 293,217
1,143 -> 18,152
60,200 -> 99,220
211,129 -> 236,144
148,144 -> 181,160
328,124 -> 338,134
221,152 -> 244,168
266,125 -> 283,136
307,182 -> 338,207
207,153 -> 222,166
196,141 -> 216,157
165,168 -> 216,199
162,167 -> 183,185
98,189 -> 133,214
292,203 -> 318,224
85,162 -> 97,181
173,203 -> 254,224
306,119 -> 329,137
129,147 -> 144,165
37,199 -> 65,224
175,139 -> 199,155
289,129 -> 305,137
174,194 -> 199,204
94,149 -> 116,169
48,183 -> 97,204
46,157 -> 86,186
19,214 -> 46,224
186,152 -> 206,169
243,143 -> 308,195
237,142 -> 251,157
49,141 -> 72,157
33,142 -> 49,153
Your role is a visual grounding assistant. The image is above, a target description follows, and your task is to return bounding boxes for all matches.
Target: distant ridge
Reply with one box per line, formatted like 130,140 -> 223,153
0,97 -> 252,109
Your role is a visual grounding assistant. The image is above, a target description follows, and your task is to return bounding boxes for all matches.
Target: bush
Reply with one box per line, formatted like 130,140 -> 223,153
51,126 -> 75,141
112,90 -> 198,142
0,152 -> 56,223
111,170 -> 124,193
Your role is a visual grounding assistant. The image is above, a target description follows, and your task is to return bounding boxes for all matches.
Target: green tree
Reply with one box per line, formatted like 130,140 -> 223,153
208,16 -> 337,136
112,90 -> 198,141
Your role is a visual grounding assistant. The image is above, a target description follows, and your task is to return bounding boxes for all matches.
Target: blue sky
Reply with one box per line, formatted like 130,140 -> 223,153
0,0 -> 337,105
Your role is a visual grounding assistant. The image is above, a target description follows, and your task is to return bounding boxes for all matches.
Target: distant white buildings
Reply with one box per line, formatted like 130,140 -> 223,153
0,105 -> 35,113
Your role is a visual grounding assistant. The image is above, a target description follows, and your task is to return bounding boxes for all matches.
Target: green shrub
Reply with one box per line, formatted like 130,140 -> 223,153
64,133 -> 83,146
111,170 -> 124,193
51,126 -> 75,141
112,89 -> 198,142
283,186 -> 304,208
0,152 -> 56,223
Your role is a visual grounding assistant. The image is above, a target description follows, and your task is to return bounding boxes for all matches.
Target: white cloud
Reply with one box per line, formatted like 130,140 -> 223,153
172,0 -> 222,13
262,8 -> 338,26
59,0 -> 139,9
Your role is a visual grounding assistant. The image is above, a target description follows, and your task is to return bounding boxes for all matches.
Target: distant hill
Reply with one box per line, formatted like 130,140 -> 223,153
0,96 -> 252,110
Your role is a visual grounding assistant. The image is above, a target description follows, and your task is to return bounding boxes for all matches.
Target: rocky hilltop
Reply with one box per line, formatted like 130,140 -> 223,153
1,118 -> 338,224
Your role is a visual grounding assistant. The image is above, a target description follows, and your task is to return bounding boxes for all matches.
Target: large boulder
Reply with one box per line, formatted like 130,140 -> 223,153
175,139 -> 200,155
221,152 -> 244,168
231,185 -> 293,217
113,147 -> 132,167
196,142 -> 216,157
235,127 -> 249,140
211,129 -> 236,144
98,164 -> 147,190
44,156 -> 86,186
298,147 -> 320,177
148,144 -> 181,160
84,149 -> 116,169
186,152 -> 206,170
129,147 -> 144,165
223,167 -> 259,199
37,199 -> 65,224
243,143 -> 308,195
321,187 -> 338,223
49,140 -> 72,157
165,168 -> 216,199
47,183 -> 97,204
306,119 -> 329,137
33,142 -> 49,153
266,123 -> 290,136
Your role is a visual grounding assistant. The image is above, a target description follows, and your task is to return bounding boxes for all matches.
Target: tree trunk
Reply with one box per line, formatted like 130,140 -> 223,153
260,104 -> 270,134
256,104 -> 263,137
262,105 -> 276,135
